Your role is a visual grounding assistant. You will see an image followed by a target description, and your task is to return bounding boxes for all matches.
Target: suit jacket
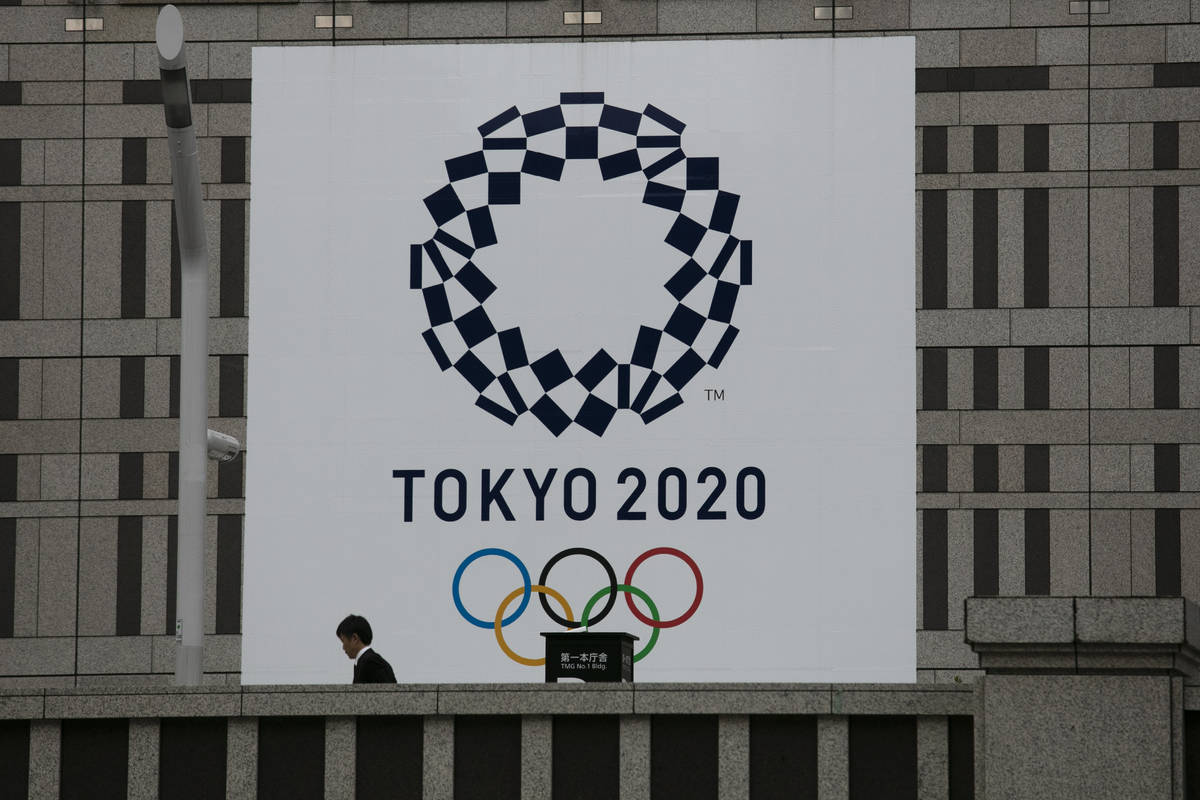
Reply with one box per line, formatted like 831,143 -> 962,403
354,648 -> 397,684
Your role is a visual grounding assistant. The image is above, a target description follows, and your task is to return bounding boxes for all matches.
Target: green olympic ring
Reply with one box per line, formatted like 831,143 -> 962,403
580,584 -> 661,662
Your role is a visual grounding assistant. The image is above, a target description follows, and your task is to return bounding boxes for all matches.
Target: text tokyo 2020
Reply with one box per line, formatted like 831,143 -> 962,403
390,466 -> 765,523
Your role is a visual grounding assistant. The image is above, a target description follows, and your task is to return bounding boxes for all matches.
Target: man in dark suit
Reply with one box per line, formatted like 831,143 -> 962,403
336,614 -> 397,684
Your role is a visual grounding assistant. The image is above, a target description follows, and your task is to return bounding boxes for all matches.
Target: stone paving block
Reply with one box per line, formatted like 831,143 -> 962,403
9,43 -> 81,81
409,1 -> 506,38
946,191 -> 973,306
1011,309 -> 1087,346
45,139 -> 81,186
82,201 -> 121,319
1093,87 -> 1200,123
84,138 -> 122,185
258,3 -> 332,41
916,93 -> 959,126
947,348 -> 973,410
998,348 -> 1024,409
1091,510 -> 1132,595
997,509 -> 1025,595
38,518 -> 77,637
1049,124 -> 1087,171
1050,349 -> 1089,409
41,454 -> 79,502
1051,443 -> 1089,492
997,188 -> 1023,306
581,0 -> 659,35
1094,410 -> 1200,443
1128,186 -> 1155,306
507,0 -> 579,37
1094,345 -> 1128,410
756,0 -> 831,32
41,358 -> 80,419
1049,188 -> 1088,307
1036,26 -> 1088,65
997,125 -> 1023,171
917,310 -> 1009,347
173,4 -> 259,43
1092,445 -> 1131,492
1090,187 -> 1130,307
77,517 -> 117,635
1129,346 -> 1156,409
1092,308 -> 1191,345
1090,25 -> 1166,64
1049,65 -> 1088,90
910,0 -> 1008,28
1090,123 -> 1129,170
339,2 -> 409,40
1131,510 -> 1156,594
960,28 -> 1035,66
1181,188 -> 1200,306
1049,509 -> 1089,596
20,140 -> 44,187
18,358 -> 41,419
1090,65 -> 1154,89
1182,345 -> 1200,408
999,444 -> 1023,491
1166,24 -> 1200,61
962,90 -> 1087,126
1011,0 -> 1077,26
22,82 -> 84,107
0,44 -> 7,80
838,0 -> 911,30
85,44 -> 134,81
1095,0 -> 1190,25
960,411 -> 1089,444
659,0 -> 755,34
915,29 -> 959,67
76,636 -> 154,674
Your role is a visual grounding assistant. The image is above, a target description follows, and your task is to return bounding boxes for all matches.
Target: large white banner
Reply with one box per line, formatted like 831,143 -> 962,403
245,39 -> 915,684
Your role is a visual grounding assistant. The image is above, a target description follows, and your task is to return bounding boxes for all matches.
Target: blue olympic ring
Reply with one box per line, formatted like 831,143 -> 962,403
452,547 -> 532,629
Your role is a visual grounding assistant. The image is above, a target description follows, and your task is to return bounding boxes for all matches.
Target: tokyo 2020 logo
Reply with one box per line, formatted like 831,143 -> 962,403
410,92 -> 753,437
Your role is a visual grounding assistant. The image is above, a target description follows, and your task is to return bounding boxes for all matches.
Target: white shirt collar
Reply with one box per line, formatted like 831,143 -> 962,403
354,645 -> 372,665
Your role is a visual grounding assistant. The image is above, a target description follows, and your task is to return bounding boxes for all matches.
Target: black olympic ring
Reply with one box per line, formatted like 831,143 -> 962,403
536,547 -> 617,629
410,91 -> 753,437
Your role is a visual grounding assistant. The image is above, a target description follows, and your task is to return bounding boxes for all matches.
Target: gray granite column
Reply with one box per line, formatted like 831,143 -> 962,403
967,596 -> 1200,800
423,716 -> 454,800
816,716 -> 848,800
916,715 -> 947,800
619,715 -> 650,800
127,718 -> 160,800
227,717 -> 258,800
717,715 -> 749,800
520,715 -> 552,800
28,719 -> 60,800
324,716 -> 355,800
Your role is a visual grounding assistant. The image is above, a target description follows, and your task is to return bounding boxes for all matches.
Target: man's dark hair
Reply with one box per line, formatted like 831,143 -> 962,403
336,614 -> 373,645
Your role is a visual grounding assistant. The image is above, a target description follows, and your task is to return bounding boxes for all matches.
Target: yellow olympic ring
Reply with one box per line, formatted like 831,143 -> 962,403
493,584 -> 574,666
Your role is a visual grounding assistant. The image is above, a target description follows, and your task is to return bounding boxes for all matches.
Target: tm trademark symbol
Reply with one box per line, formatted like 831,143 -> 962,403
704,388 -> 726,401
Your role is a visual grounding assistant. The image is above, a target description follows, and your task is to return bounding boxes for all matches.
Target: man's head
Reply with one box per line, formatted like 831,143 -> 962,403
335,614 -> 373,660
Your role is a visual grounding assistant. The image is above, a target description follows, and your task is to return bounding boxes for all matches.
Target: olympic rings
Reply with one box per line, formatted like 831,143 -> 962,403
454,546 -> 702,666
581,584 -> 660,662
537,547 -> 617,629
493,585 -> 574,667
623,547 -> 703,629
453,548 -> 531,629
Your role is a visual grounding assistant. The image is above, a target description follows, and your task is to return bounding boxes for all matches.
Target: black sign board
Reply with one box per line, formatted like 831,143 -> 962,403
541,632 -> 638,682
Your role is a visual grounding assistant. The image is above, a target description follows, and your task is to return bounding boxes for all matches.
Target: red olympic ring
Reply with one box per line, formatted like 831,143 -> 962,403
623,547 -> 703,629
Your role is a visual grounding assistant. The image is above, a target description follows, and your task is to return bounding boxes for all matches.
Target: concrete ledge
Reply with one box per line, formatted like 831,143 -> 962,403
438,683 -> 633,715
242,687 -> 437,717
634,686 -> 830,715
0,690 -> 44,719
966,596 -> 1200,676
45,689 -> 241,718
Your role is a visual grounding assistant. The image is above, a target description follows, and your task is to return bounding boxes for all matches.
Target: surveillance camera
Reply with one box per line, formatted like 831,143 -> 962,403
206,429 -> 241,462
